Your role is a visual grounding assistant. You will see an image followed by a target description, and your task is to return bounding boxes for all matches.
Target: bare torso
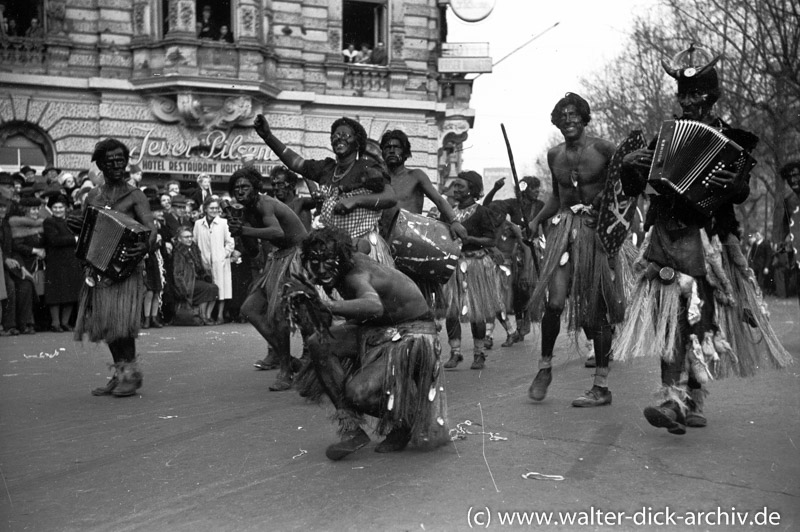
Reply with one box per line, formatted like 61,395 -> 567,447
390,166 -> 428,214
338,254 -> 430,326
243,195 -> 308,249
548,136 -> 615,207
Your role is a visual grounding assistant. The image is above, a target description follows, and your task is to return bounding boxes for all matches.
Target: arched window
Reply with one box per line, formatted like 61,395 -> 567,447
0,122 -> 53,175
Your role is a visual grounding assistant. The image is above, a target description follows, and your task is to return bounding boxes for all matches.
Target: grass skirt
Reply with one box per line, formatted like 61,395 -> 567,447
296,321 -> 450,448
74,266 -> 144,343
612,229 -> 793,378
252,247 -> 302,323
529,208 -> 627,330
442,249 -> 505,323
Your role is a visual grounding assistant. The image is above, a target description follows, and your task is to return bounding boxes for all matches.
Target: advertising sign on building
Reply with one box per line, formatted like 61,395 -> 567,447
128,127 -> 278,182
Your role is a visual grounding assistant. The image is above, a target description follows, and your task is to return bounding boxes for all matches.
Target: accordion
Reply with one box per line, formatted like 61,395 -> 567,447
75,206 -> 150,281
648,119 -> 756,216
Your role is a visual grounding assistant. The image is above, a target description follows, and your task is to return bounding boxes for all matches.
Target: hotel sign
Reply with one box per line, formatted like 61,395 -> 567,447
128,126 -> 279,181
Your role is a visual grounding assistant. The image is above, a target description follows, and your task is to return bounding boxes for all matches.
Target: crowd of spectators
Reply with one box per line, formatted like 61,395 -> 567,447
0,165 -> 273,335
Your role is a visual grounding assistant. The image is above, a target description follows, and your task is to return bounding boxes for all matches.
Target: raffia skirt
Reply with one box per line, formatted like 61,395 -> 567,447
74,265 -> 144,343
441,249 -> 505,323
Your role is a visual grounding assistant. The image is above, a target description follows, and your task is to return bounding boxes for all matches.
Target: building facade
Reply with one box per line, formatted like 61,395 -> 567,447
0,0 -> 481,192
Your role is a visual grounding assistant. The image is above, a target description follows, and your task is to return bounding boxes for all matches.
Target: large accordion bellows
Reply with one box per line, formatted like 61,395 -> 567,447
76,206 -> 150,281
648,119 -> 756,216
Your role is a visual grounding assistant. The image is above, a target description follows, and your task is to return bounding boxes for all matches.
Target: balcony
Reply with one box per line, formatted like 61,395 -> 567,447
0,37 -> 50,73
343,64 -> 390,94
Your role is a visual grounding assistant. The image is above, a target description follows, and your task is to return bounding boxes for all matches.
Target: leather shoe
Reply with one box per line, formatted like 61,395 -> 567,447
443,352 -> 463,369
643,401 -> 686,435
571,385 -> 612,407
501,331 -> 521,347
375,427 -> 411,453
326,428 -> 370,460
268,370 -> 293,391
528,367 -> 552,401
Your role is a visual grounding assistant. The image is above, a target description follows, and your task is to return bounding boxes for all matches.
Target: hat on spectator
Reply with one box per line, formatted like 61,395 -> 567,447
57,172 -> 75,186
47,194 -> 70,208
148,196 -> 163,211
41,184 -> 64,198
19,196 -> 43,208
12,173 -> 26,186
20,165 -> 35,175
43,166 -> 61,175
143,186 -> 159,199
171,194 -> 188,207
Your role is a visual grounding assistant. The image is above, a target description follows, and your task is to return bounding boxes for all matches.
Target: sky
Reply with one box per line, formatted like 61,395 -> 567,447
446,0 -> 654,183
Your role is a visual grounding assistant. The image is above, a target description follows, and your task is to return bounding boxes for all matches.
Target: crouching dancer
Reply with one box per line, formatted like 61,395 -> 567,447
286,227 -> 449,460
75,139 -> 157,397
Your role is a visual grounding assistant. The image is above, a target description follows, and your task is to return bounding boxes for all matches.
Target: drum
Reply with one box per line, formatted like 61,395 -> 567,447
389,209 -> 461,285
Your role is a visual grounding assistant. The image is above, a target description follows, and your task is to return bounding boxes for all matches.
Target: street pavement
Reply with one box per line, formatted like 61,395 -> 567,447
1,296 -> 798,532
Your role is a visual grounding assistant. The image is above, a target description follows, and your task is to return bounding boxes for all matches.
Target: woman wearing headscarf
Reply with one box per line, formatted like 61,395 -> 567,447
42,194 -> 83,331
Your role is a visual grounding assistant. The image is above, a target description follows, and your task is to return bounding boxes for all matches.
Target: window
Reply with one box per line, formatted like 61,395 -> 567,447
196,0 -> 232,42
342,0 -> 386,63
0,133 -> 48,174
2,0 -> 45,38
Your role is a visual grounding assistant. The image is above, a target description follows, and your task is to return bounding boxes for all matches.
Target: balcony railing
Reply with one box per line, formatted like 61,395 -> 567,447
0,37 -> 46,67
343,64 -> 389,94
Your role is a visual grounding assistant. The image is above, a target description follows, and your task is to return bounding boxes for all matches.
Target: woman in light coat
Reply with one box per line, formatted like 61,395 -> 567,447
193,197 -> 234,324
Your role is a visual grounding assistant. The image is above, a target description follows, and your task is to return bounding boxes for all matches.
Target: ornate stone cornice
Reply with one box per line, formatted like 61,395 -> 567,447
147,92 -> 263,131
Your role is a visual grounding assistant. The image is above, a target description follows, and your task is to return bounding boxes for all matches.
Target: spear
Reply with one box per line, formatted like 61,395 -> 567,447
500,123 -> 531,237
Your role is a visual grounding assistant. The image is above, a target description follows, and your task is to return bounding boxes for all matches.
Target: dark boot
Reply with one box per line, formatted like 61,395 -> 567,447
112,362 -> 143,397
150,316 -> 163,328
686,388 -> 707,428
643,400 -> 686,435
375,426 -> 412,453
268,369 -> 293,391
141,316 -> 150,329
470,353 -> 486,370
443,349 -> 462,369
501,331 -> 522,347
528,364 -> 552,401
91,364 -> 120,396
325,428 -> 371,461
254,349 -> 279,370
